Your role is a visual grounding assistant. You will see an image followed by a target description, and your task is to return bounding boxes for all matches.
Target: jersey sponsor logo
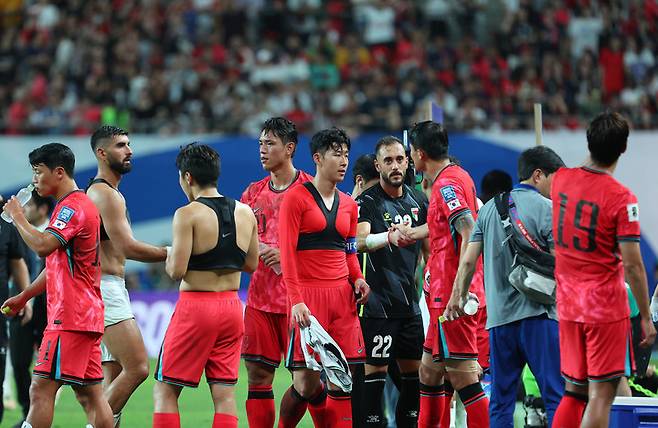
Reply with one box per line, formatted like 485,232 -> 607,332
411,207 -> 419,221
53,219 -> 67,230
627,203 -> 639,222
383,212 -> 392,222
345,237 -> 357,254
447,199 -> 461,211
440,186 -> 457,202
57,206 -> 75,222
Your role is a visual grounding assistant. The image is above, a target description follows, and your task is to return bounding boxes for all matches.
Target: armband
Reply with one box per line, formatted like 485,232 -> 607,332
345,237 -> 357,254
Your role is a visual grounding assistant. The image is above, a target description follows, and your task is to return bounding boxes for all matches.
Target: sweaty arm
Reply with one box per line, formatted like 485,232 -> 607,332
166,206 -> 194,280
11,212 -> 61,258
622,241 -> 656,347
240,203 -> 259,273
279,192 -> 305,306
89,186 -> 166,262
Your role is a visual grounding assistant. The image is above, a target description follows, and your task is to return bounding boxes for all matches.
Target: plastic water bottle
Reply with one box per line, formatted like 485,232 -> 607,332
463,295 -> 479,316
1,184 -> 35,223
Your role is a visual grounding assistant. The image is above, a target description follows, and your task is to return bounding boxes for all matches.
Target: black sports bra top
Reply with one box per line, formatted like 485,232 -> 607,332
296,182 -> 345,251
85,178 -> 130,241
187,196 -> 246,272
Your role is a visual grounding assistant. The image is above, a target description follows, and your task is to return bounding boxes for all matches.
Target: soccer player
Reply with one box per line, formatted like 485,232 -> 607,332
239,118 -> 313,428
351,153 -> 379,198
152,143 -> 258,428
1,143 -> 113,428
398,121 -> 489,427
279,128 -> 371,428
86,125 -> 167,426
551,112 -> 656,428
355,136 -> 428,427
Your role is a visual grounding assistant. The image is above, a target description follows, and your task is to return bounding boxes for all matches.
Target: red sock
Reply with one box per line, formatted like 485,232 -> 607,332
552,391 -> 588,428
418,383 -> 444,427
213,413 -> 238,428
325,390 -> 351,428
153,412 -> 180,428
439,383 -> 454,428
246,385 -> 275,428
278,386 -> 309,428
307,385 -> 327,428
458,383 -> 489,428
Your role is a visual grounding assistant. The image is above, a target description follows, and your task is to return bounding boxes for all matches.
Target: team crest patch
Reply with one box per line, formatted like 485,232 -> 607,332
411,207 -> 419,221
627,203 -> 639,222
440,186 -> 457,202
57,206 -> 75,222
53,219 -> 67,230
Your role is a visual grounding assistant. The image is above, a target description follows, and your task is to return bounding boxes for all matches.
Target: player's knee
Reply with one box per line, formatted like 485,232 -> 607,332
132,360 -> 150,383
419,361 -> 442,384
293,380 -> 321,399
246,362 -> 274,386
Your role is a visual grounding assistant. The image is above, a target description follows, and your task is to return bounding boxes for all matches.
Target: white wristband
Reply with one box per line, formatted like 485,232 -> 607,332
365,232 -> 390,250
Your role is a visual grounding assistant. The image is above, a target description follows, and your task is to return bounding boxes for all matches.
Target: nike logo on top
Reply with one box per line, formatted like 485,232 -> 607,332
222,232 -> 232,238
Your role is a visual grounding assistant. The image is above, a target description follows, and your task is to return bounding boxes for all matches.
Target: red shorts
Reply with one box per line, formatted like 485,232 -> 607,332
155,291 -> 244,387
476,306 -> 490,369
285,283 -> 365,369
34,330 -> 103,385
423,307 -> 478,361
241,306 -> 288,367
559,318 -> 634,385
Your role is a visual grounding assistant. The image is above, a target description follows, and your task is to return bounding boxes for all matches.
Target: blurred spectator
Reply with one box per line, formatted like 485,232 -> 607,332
1,0 -> 657,135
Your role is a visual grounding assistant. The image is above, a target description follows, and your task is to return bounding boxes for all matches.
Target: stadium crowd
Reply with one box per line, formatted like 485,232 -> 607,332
2,0 -> 658,136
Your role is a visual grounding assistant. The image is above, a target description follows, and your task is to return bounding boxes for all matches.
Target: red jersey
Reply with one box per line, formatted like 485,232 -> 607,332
425,164 -> 484,309
44,191 -> 103,333
552,167 -> 640,323
279,182 -> 364,306
241,170 -> 313,313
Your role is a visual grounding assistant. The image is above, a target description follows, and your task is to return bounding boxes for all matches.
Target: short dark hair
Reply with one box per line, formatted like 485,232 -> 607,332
409,121 -> 449,160
31,190 -> 55,215
518,146 -> 565,181
175,143 -> 220,188
29,143 -> 76,177
480,169 -> 513,203
90,125 -> 129,151
309,127 -> 351,156
352,154 -> 378,185
262,117 -> 298,156
374,136 -> 404,157
586,112 -> 629,166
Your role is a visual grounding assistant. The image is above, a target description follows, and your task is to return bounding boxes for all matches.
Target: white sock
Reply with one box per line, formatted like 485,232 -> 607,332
21,422 -> 33,428
113,412 -> 122,428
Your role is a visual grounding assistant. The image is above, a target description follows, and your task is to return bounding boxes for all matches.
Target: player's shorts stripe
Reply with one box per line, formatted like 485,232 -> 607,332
207,377 -> 239,386
156,344 -> 164,382
437,320 -> 450,359
240,353 -> 280,367
561,373 -> 588,386
54,337 -> 62,381
285,328 -> 296,368
46,229 -> 67,246
160,376 -> 198,388
625,334 -> 632,377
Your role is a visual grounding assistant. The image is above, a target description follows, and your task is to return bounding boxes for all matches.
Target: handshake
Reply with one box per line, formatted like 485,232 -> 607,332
387,223 -> 417,247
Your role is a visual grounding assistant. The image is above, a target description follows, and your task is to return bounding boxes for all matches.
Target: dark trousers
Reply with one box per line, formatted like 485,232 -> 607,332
0,316 -> 7,424
489,315 -> 564,428
9,293 -> 46,419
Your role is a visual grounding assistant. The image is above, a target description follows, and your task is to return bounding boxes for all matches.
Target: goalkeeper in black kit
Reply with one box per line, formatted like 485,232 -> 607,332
355,136 -> 429,427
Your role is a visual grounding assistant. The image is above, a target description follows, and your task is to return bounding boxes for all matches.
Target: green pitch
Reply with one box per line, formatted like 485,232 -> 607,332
3,361 -> 314,427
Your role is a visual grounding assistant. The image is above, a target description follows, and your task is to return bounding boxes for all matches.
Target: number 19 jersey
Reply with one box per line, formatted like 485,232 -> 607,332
551,167 -> 641,323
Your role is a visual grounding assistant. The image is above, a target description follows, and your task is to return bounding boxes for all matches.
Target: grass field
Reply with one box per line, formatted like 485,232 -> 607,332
3,360 -> 315,427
